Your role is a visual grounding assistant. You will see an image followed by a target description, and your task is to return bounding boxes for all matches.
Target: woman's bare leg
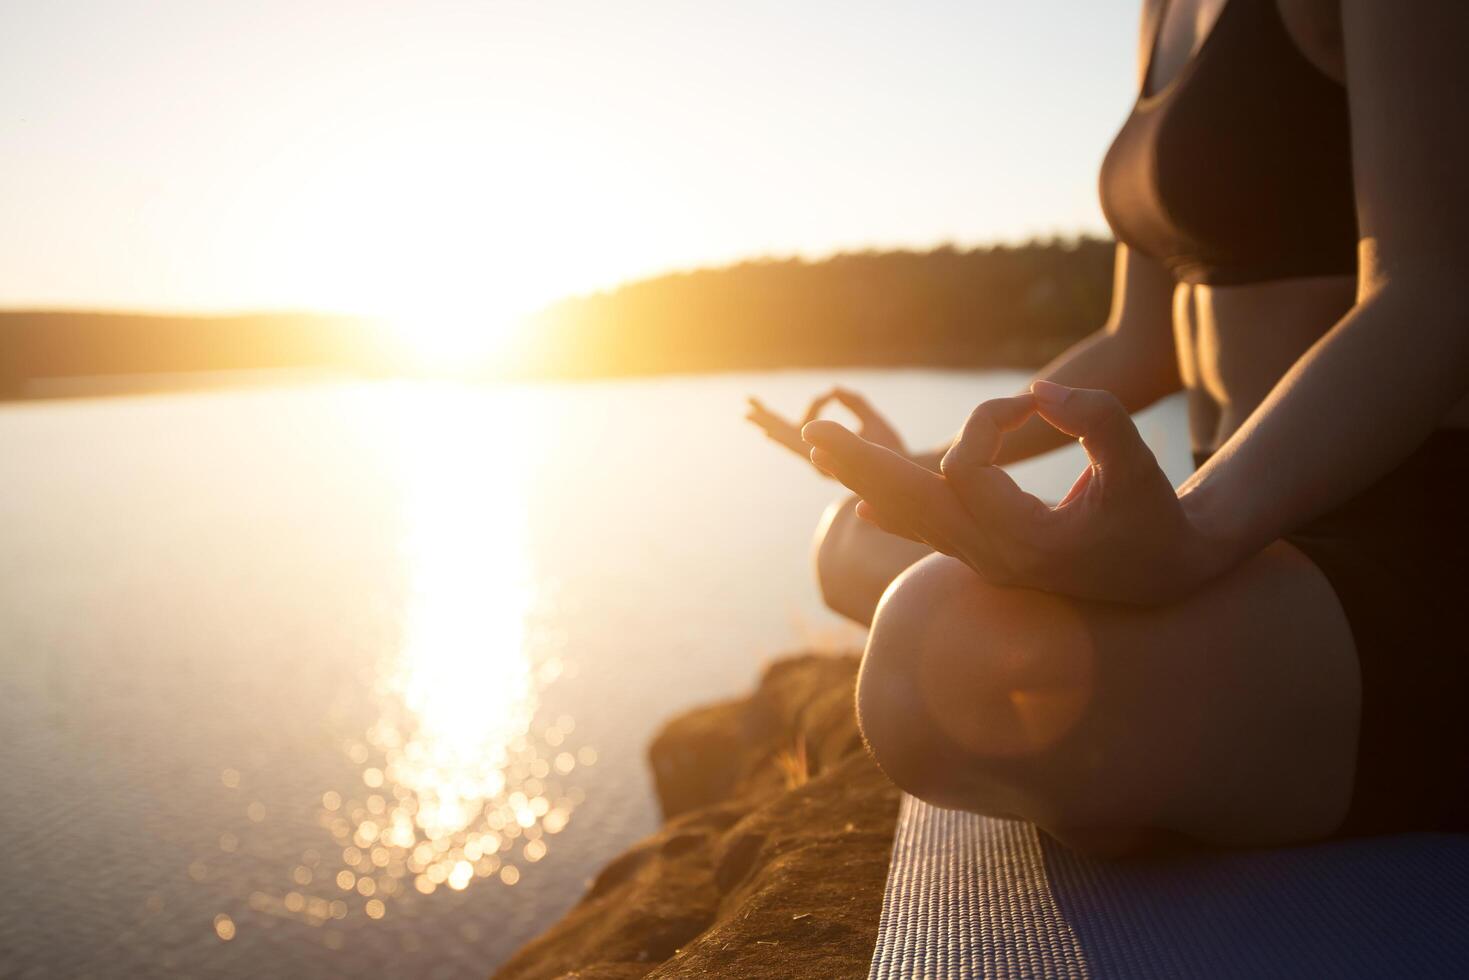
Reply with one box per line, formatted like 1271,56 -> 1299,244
857,544 -> 1361,848
813,494 -> 931,625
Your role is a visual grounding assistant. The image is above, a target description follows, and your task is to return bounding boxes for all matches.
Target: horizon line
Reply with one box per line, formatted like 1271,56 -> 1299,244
0,229 -> 1111,323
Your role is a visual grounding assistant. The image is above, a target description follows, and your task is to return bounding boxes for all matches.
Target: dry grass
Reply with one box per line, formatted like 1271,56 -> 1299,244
775,733 -> 810,790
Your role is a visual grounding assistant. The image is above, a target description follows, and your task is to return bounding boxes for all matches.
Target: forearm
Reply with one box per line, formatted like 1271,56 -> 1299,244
999,327 -> 1179,463
1181,272 -> 1469,564
914,326 -> 1178,468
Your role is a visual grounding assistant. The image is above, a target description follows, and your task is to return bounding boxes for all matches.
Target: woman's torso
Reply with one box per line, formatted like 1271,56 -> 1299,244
1178,274 -> 1355,448
1109,0 -> 1469,452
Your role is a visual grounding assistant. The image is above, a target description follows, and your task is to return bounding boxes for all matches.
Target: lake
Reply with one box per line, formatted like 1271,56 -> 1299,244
0,370 -> 1190,978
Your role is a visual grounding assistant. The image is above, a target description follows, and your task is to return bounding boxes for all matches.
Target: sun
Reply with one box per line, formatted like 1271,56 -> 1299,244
377,306 -> 529,375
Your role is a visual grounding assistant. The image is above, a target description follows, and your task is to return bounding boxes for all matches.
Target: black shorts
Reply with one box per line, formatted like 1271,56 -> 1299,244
1196,429 -> 1469,838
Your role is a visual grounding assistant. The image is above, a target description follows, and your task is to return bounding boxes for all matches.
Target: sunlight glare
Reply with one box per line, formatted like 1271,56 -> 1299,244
303,382 -> 583,915
386,384 -> 535,839
381,308 -> 528,375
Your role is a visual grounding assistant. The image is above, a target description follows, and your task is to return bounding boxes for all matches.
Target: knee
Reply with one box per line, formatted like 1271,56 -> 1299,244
812,494 -> 862,617
812,494 -> 929,625
855,555 -> 999,810
856,555 -> 1096,816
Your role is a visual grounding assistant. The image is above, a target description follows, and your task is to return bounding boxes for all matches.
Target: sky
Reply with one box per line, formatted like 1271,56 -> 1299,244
1,0 -> 1139,324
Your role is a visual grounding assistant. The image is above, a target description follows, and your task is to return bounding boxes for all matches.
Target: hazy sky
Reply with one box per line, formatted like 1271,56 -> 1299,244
2,0 -> 1138,319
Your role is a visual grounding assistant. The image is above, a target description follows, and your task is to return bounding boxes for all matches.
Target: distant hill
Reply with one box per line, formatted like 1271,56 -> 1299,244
0,311 -> 380,398
1,237 -> 1114,397
516,237 -> 1113,379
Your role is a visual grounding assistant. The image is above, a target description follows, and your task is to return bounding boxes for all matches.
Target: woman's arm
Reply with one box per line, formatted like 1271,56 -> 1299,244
1179,0 -> 1469,565
908,243 -> 1178,469
987,243 -> 1179,465
802,3 -> 1469,605
928,0 -> 1179,469
796,2 -> 1469,606
753,243 -> 1178,473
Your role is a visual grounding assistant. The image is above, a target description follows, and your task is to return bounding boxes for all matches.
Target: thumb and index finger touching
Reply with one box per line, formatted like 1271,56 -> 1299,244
802,386 -> 881,427
939,392 -> 1048,527
746,396 -> 809,454
938,381 -> 1150,527
798,380 -> 1152,547
1030,380 -> 1151,475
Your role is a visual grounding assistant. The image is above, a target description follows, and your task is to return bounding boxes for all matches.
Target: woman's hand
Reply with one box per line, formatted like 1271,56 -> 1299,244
801,381 -> 1225,604
747,387 -> 908,470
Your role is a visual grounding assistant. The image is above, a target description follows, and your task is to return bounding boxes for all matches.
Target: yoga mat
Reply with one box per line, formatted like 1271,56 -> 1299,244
870,794 -> 1469,979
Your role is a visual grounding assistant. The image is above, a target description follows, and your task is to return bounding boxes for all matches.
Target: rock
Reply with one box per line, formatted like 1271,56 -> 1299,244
648,653 -> 870,820
493,653 -> 900,980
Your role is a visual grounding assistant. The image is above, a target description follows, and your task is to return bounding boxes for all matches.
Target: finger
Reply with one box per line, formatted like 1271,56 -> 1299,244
745,404 -> 782,429
813,448 -> 906,499
859,496 -> 993,566
938,392 -> 1045,533
801,389 -> 838,427
830,388 -> 878,424
748,398 -> 795,424
745,402 -> 807,454
1056,464 -> 1094,508
804,421 -> 932,512
746,398 -> 791,428
853,498 -> 929,545
1030,381 -> 1151,474
939,393 -> 1036,473
809,446 -> 835,476
744,405 -> 783,435
945,461 -> 1050,531
747,395 -> 783,419
804,420 -> 977,552
801,418 -> 892,462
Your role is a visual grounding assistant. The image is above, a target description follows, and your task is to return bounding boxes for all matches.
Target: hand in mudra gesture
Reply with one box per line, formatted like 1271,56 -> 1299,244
746,387 -> 907,471
802,381 -> 1218,604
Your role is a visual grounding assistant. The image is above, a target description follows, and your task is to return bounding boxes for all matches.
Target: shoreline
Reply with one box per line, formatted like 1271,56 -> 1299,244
492,652 -> 898,979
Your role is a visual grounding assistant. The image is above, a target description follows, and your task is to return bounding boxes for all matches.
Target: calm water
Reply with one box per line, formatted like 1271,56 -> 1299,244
0,370 -> 1189,978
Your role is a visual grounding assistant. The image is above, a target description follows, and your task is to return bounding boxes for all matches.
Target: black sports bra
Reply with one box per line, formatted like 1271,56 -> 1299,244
1099,0 -> 1358,286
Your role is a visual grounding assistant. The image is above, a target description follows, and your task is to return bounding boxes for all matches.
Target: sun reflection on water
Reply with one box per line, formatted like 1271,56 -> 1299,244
254,384 -> 590,934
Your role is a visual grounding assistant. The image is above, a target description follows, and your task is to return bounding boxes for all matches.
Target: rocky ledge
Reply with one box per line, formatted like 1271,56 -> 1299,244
493,653 -> 900,980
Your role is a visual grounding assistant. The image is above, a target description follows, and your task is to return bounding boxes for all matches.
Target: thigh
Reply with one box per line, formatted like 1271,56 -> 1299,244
859,541 -> 1360,846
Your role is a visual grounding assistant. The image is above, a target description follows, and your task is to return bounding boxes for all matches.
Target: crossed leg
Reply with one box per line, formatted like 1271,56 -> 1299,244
812,493 -> 931,625
853,541 -> 1361,851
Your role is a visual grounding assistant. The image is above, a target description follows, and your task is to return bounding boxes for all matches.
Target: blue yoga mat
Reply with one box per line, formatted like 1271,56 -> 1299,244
870,795 -> 1469,979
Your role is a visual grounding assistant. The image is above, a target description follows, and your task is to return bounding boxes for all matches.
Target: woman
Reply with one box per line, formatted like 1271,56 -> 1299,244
747,0 -> 1469,852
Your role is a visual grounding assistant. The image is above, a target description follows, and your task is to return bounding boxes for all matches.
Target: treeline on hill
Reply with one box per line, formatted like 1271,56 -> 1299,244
0,238 -> 1114,396
0,311 -> 374,397
518,237 -> 1114,378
